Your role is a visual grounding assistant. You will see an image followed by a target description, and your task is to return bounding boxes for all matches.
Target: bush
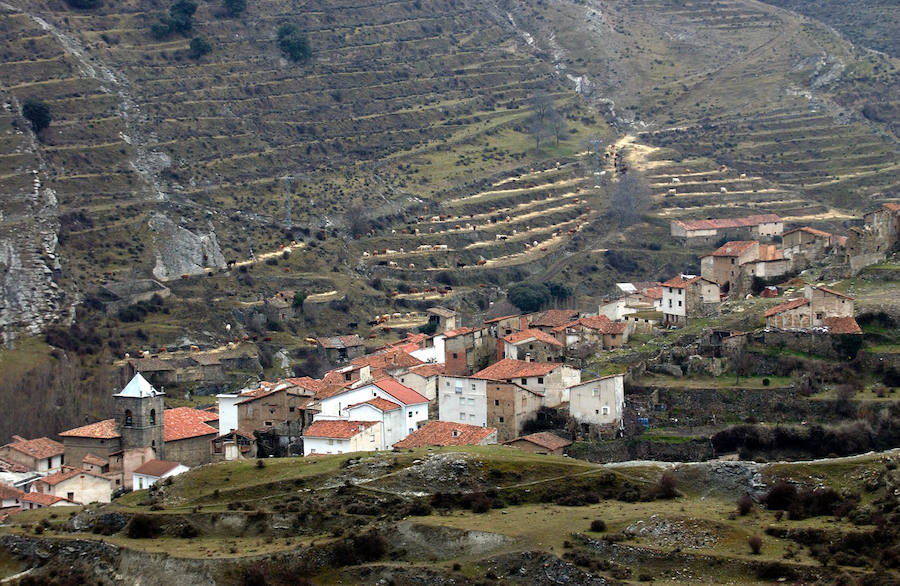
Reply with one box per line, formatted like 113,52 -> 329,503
655,470 -> 678,499
737,494 -> 754,516
65,0 -> 101,8
22,99 -> 51,133
748,535 -> 762,555
763,481 -> 797,511
470,493 -> 492,513
222,0 -> 245,16
507,282 -> 551,313
189,36 -> 211,59
278,24 -> 311,61
125,514 -> 161,539
590,519 -> 606,532
151,0 -> 196,38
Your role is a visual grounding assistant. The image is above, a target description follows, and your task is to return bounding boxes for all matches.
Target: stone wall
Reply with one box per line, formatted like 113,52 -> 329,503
567,437 -> 714,463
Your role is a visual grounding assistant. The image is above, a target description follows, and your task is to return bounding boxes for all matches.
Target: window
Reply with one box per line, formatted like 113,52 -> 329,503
455,381 -> 463,394
471,383 -> 476,390
521,378 -> 527,385
408,411 -> 413,418
344,373 -> 351,381
124,409 -> 133,427
668,299 -> 673,308
498,416 -> 504,423
408,428 -> 414,434
602,406 -> 610,415
149,409 -> 156,425
529,344 -> 533,350
468,398 -> 475,406
289,406 -> 295,412
537,377 -> 544,384
265,421 -> 272,426
591,388 -> 599,397
452,353 -> 458,359
459,412 -> 466,420
67,491 -> 74,501
678,300 -> 682,307
327,439 -> 334,446
469,414 -> 475,421
494,399 -> 500,406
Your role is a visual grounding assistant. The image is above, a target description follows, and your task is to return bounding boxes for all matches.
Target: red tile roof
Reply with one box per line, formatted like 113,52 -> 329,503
315,383 -> 355,400
39,466 -> 106,487
303,420 -> 379,439
373,378 -> 429,405
824,317 -> 862,335
5,436 -> 64,461
21,492 -> 68,506
708,241 -> 758,257
528,309 -> 580,328
394,421 -> 496,448
502,328 -> 564,347
883,203 -> 900,212
163,408 -> 218,442
661,275 -> 693,289
475,358 -> 563,380
347,397 -> 401,412
674,214 -> 781,232
442,326 -> 475,339
133,459 -> 183,477
506,431 -> 572,451
285,377 -> 328,393
352,349 -> 423,371
642,286 -> 663,300
407,363 -> 445,378
0,483 -> 24,500
784,226 -> 831,239
757,244 -> 783,262
59,419 -> 120,439
555,315 -> 626,335
765,297 -> 809,317
483,314 -> 521,324
82,453 -> 108,467
811,285 -> 854,300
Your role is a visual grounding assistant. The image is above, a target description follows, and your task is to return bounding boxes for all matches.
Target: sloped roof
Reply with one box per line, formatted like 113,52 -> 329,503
317,335 -> 364,349
82,453 -> 108,467
475,358 -> 563,380
442,326 -> 475,339
426,307 -> 457,318
347,397 -> 401,412
674,214 -> 781,232
756,244 -> 784,262
59,419 -> 120,439
407,363 -> 445,378
352,349 -> 423,371
506,431 -> 571,451
502,328 -> 564,347
784,226 -> 831,239
373,378 -> 429,406
883,203 -> 900,212
303,420 -> 379,439
528,309 -> 580,328
163,408 -> 218,442
0,483 -> 24,500
285,377 -> 328,393
824,316 -> 862,335
708,241 -> 758,257
555,315 -> 627,335
811,285 -> 854,300
21,492 -> 68,506
40,466 -> 107,486
5,436 -> 64,461
394,421 -> 496,448
483,314 -> 520,324
765,297 -> 809,317
133,459 -> 183,477
114,373 -> 162,398
642,287 -> 663,300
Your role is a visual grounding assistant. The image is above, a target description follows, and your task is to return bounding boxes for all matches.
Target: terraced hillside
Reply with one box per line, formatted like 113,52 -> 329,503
0,0 -> 897,341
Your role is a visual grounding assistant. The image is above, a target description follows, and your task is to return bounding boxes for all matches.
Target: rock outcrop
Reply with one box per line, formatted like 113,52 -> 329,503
148,213 -> 226,281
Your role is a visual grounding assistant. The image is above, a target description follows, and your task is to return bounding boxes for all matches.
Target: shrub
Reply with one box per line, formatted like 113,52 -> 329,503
748,535 -> 762,555
737,494 -> 754,516
590,519 -> 606,532
222,0 -> 245,16
763,481 -> 797,511
256,458 -> 265,469
655,470 -> 678,499
65,0 -> 101,8
762,377 -> 771,386
22,99 -> 51,133
278,24 -> 311,61
189,36 -> 211,59
125,514 -> 161,539
470,493 -> 492,513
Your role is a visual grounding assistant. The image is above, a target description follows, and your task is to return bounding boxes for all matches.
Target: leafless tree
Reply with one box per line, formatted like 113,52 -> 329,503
607,171 -> 650,228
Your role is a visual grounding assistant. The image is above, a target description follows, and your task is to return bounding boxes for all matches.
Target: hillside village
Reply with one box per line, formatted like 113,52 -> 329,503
0,202 -> 896,511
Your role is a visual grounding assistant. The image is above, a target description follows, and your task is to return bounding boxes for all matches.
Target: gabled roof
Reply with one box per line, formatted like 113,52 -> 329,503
114,373 -> 163,398
756,244 -> 783,262
442,326 -> 476,339
784,226 -> 831,239
0,483 -> 24,500
674,214 -> 781,232
373,378 -> 429,406
394,421 -> 496,448
5,436 -> 64,461
642,286 -> 663,300
59,419 -> 120,439
407,363 -> 445,378
21,492 -> 69,506
810,285 -> 854,300
347,397 -> 401,412
502,328 -> 564,347
426,307 -> 457,318
163,408 -> 218,442
82,453 -> 108,467
824,316 -> 862,335
765,297 -> 809,317
39,466 -> 107,486
284,377 -> 328,393
303,420 -> 379,439
528,309 -> 580,328
483,314 -> 520,324
352,349 -> 423,371
707,241 -> 757,257
133,459 -> 183,477
883,203 -> 900,212
317,335 -> 364,349
475,358 -> 563,380
506,431 -> 571,451
555,315 -> 626,335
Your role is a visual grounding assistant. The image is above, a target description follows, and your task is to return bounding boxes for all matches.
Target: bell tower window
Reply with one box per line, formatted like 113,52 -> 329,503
124,409 -> 133,427
150,409 -> 156,425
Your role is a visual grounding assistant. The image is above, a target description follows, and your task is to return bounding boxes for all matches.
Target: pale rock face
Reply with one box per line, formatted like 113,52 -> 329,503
149,213 -> 227,281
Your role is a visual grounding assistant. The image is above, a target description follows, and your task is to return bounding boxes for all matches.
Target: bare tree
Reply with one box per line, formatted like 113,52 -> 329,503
528,91 -> 555,149
549,109 -> 568,147
607,171 -> 650,228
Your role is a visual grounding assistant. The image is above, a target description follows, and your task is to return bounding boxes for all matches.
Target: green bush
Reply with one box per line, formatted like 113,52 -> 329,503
278,24 -> 311,62
222,0 -> 246,16
22,99 -> 51,133
189,36 -> 212,59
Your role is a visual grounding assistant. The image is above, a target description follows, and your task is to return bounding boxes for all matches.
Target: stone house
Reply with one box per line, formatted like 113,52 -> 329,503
553,315 -> 630,350
317,335 -> 366,364
483,315 -> 525,338
234,383 -> 316,435
504,432 -> 572,456
623,311 -> 662,334
393,421 -> 497,448
443,326 -> 491,376
30,466 -> 113,505
805,284 -> 854,321
0,436 -> 64,473
765,298 -> 812,329
661,274 -> 720,326
264,290 -> 298,322
783,227 -> 837,265
485,380 -> 544,442
162,407 -> 219,467
474,359 -> 580,407
0,483 -> 24,511
844,203 -> 900,274
501,328 -> 565,362
670,214 -> 783,247
302,420 -> 383,456
765,284 -> 856,330
700,241 -> 761,293
132,460 -> 189,490
425,307 -> 457,333
567,374 -> 625,431
211,430 -> 257,461
527,309 -> 580,334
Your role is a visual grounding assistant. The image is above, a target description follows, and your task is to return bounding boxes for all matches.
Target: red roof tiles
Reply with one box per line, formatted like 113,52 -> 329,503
347,397 -> 401,412
475,358 -> 562,380
163,407 -> 218,442
442,326 -> 476,339
352,349 -> 423,371
674,214 -> 781,232
765,297 -> 809,317
303,420 -> 379,439
394,421 -> 496,448
507,431 -> 572,451
502,328 -> 564,347
39,466 -> 106,487
59,419 -> 120,439
373,378 -> 429,406
21,492 -> 68,506
5,436 -> 64,461
82,453 -> 108,467
708,241 -> 758,257
133,459 -> 183,477
0,483 -> 24,500
811,285 -> 854,300
824,317 -> 862,335
407,363 -> 445,378
528,309 -> 580,328
784,226 -> 831,239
